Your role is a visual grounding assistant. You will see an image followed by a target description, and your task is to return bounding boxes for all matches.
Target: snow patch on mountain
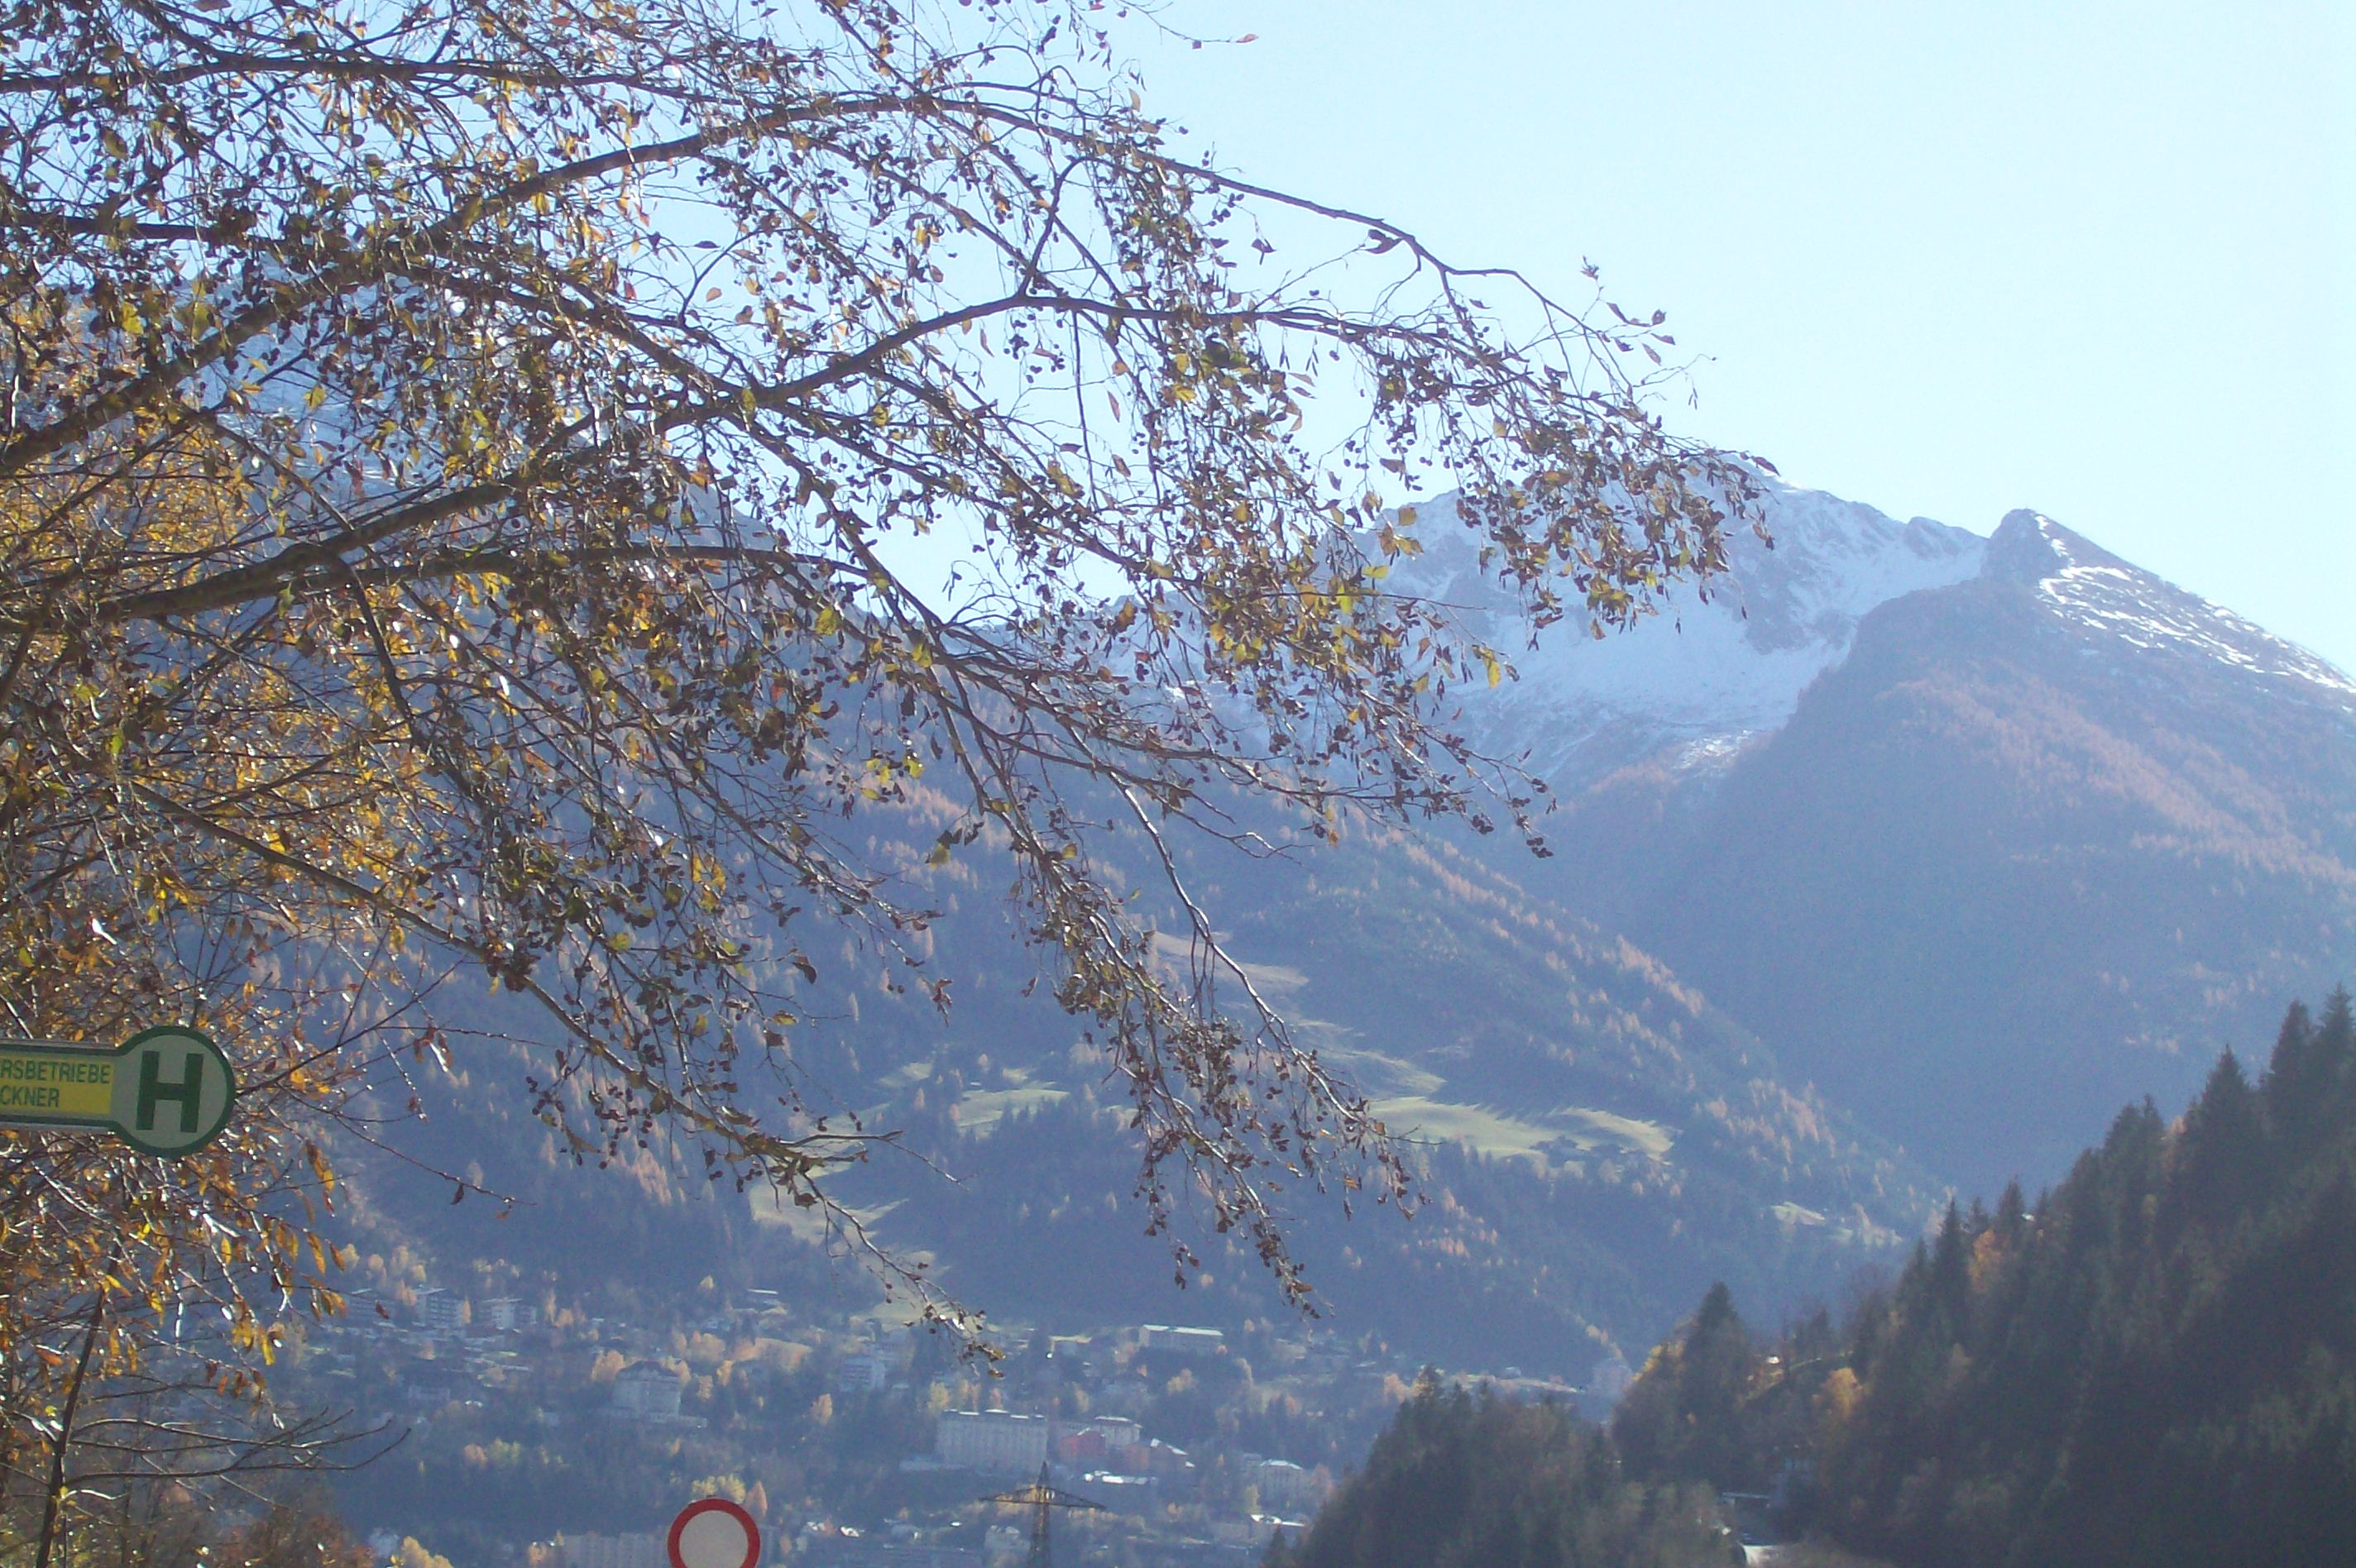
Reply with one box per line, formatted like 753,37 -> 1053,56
1393,480 -> 1986,780
1990,510 -> 2356,710
1388,481 -> 2356,786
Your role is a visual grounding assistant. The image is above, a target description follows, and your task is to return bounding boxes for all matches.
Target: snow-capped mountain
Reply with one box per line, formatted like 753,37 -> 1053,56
1396,480 -> 1987,781
1989,509 -> 2356,710
1401,481 -> 2354,797
1439,484 -> 2356,1192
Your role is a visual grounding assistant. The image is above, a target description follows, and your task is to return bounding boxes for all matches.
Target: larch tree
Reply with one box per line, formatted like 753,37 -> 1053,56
0,0 -> 1755,1509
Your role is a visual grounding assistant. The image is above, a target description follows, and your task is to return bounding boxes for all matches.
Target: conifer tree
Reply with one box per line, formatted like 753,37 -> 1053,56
1607,993 -> 2356,1568
1274,1381 -> 1732,1568
2169,1048 -> 2263,1231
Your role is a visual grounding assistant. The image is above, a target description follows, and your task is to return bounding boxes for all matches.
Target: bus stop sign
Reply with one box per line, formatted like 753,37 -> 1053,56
0,1026 -> 238,1156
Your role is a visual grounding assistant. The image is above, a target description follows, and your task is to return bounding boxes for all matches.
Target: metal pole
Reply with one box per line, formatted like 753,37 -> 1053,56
1027,1464 -> 1053,1568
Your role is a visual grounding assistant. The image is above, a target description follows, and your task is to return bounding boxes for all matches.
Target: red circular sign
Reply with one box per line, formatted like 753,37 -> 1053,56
668,1498 -> 759,1568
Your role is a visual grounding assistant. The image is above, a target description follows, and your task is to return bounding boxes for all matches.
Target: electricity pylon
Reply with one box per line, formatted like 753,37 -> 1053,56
979,1463 -> 1105,1568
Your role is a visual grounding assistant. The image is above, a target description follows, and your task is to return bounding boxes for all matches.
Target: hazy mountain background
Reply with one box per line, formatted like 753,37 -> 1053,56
348,801 -> 1928,1374
1426,485 -> 2356,1189
335,476 -> 2356,1367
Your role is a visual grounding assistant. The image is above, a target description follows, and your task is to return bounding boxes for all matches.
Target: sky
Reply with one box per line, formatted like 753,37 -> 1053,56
1119,1 -> 2356,672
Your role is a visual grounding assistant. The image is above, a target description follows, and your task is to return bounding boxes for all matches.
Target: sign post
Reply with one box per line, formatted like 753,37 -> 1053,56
668,1499 -> 759,1568
0,1026 -> 237,1156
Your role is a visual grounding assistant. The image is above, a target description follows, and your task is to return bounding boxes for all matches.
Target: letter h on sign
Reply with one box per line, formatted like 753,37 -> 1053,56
137,1048 -> 205,1135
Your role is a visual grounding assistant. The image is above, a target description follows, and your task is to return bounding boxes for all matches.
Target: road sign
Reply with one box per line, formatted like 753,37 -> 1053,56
668,1499 -> 759,1568
0,1026 -> 237,1156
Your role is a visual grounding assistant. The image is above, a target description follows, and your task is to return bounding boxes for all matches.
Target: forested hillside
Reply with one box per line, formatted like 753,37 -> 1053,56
334,802 -> 1929,1374
309,487 -> 2356,1399
1615,992 -> 2356,1566
1265,1380 -> 1734,1568
1523,515 -> 2356,1191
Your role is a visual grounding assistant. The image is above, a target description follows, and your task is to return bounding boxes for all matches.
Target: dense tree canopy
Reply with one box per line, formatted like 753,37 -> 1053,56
0,0 -> 1755,1518
1616,991 -> 2356,1568
1611,1279 -> 1757,1492
1269,1377 -> 1734,1568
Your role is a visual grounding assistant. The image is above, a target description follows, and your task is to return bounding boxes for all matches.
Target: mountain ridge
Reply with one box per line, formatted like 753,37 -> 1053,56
1991,508 -> 2356,706
325,473 -> 2351,1374
1391,479 -> 1988,784
1430,483 -> 2355,1189
1405,480 -> 2353,786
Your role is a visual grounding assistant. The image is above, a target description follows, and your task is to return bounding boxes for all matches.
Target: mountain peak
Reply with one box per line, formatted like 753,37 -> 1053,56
1390,480 -> 1986,781
1400,485 -> 2354,789
1985,509 -> 2063,581
1986,509 -> 2135,584
1982,510 -> 2356,708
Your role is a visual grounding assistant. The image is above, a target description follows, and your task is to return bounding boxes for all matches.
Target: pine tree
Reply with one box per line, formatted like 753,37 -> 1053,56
1276,1383 -> 1732,1568
2260,1000 -> 2325,1148
1993,1179 -> 2029,1246
1611,1281 -> 1757,1490
1929,1202 -> 1972,1331
2170,1048 -> 2264,1233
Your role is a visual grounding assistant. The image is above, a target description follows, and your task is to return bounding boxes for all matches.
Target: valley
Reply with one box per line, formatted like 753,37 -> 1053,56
321,479 -> 2354,1562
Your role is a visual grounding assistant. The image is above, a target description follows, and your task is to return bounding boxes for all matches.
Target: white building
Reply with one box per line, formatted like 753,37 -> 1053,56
936,1409 -> 1051,1475
555,1533 -> 664,1568
411,1288 -> 467,1333
836,1350 -> 894,1394
611,1360 -> 682,1419
1137,1324 -> 1223,1357
1252,1459 -> 1324,1509
478,1296 -> 539,1333
1088,1415 -> 1142,1449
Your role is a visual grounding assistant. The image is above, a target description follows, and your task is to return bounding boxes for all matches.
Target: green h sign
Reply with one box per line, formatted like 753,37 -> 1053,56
137,1043 -> 208,1135
0,1026 -> 237,1156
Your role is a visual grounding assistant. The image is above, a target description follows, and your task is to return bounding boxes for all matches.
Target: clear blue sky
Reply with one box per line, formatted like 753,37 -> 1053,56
1122,1 -> 2355,671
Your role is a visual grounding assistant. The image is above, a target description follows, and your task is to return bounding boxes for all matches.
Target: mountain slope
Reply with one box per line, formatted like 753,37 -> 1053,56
335,792 -> 1932,1372
821,813 -> 1929,1368
328,477 -> 2355,1365
1396,480 -> 1985,784
1459,499 -> 2356,1189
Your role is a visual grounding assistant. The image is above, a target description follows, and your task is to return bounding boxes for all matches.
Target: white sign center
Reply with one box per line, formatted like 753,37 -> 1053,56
668,1499 -> 758,1568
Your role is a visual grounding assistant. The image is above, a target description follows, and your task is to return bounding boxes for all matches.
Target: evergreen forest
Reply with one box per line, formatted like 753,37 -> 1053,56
1266,1379 -> 1738,1568
1280,992 -> 2356,1567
